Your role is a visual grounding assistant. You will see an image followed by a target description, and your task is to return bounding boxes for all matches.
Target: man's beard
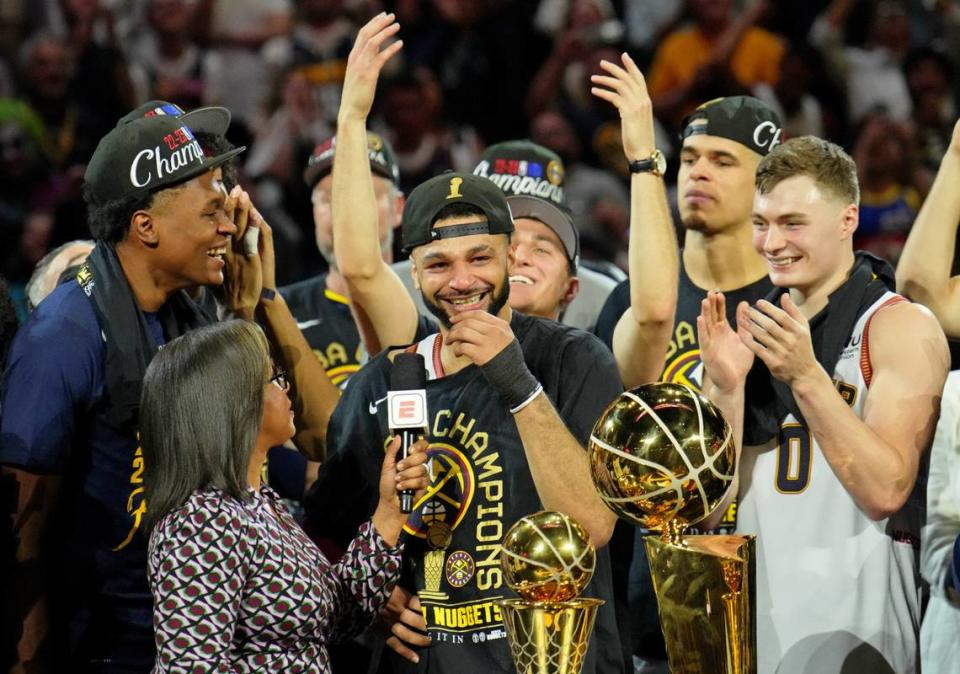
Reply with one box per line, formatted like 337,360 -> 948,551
681,211 -> 708,232
422,273 -> 511,329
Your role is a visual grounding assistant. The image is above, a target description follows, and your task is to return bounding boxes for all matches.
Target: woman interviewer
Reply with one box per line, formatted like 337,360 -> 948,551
141,320 -> 428,672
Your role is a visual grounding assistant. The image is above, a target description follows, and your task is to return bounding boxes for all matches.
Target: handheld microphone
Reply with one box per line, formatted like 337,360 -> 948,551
388,353 -> 429,513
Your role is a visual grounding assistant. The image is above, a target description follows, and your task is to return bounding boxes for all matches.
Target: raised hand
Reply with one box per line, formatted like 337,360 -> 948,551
249,205 -> 276,295
378,436 -> 430,514
740,295 -> 822,388
340,12 -> 403,122
446,311 -> 516,367
222,185 -> 262,317
697,291 -> 754,393
590,52 -> 655,161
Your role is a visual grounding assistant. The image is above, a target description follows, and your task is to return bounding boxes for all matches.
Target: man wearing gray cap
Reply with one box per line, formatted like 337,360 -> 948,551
471,139 -> 620,332
0,107 -> 245,673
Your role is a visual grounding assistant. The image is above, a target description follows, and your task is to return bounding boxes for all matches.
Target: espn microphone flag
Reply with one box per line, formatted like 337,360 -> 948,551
389,353 -> 429,513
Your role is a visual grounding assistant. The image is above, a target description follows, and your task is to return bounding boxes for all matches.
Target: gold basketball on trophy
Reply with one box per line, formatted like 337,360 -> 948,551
589,382 -> 734,531
500,510 -> 596,602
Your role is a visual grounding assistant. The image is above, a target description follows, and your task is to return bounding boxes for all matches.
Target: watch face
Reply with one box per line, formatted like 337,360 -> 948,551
653,151 -> 667,176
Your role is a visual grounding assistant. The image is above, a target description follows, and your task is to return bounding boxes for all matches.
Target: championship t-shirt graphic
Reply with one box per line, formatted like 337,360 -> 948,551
306,313 -> 625,673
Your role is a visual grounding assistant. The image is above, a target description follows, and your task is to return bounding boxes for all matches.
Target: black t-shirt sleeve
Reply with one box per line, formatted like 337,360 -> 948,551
303,368 -> 386,549
593,279 -> 630,350
555,332 -> 624,445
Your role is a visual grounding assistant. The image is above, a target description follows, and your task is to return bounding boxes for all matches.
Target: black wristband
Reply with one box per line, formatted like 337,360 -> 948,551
260,287 -> 277,301
479,338 -> 541,410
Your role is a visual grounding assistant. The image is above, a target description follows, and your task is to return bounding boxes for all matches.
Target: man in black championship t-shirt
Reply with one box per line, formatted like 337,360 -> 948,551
304,24 -> 624,674
308,165 -> 624,672
593,96 -> 782,670
280,131 -> 404,388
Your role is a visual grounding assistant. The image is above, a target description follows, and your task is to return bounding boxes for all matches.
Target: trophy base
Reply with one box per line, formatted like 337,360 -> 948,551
645,533 -> 756,674
497,598 -> 603,674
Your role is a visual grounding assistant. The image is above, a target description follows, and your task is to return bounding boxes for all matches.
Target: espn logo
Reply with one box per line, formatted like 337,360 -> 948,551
387,390 -> 428,428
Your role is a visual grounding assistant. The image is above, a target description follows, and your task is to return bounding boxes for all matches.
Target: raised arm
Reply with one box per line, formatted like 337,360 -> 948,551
224,187 -> 339,461
808,0 -> 856,85
591,53 -> 678,388
897,120 -> 960,336
333,14 -> 418,350
696,291 -> 754,530
254,209 -> 339,461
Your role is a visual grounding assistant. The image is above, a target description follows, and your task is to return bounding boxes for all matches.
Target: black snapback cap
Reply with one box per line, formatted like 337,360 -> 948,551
402,172 -> 515,253
681,96 -> 783,156
85,114 -> 245,204
304,131 -> 400,188
116,100 -> 231,136
473,139 -> 566,207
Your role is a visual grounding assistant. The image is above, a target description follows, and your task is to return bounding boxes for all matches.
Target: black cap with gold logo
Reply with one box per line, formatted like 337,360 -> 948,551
401,172 -> 515,253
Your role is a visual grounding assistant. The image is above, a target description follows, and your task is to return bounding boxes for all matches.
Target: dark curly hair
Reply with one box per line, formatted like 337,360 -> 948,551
194,131 -> 239,191
83,185 -> 158,243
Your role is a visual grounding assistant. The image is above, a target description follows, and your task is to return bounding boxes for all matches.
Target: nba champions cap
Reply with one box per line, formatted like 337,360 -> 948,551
85,114 -> 245,204
116,100 -> 231,136
304,132 -> 401,188
402,172 -> 514,253
474,140 -> 579,269
682,96 -> 783,156
473,139 -> 566,207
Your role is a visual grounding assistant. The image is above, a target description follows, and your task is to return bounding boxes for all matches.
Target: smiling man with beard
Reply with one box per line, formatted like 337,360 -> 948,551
303,14 -> 624,673
307,168 -> 625,672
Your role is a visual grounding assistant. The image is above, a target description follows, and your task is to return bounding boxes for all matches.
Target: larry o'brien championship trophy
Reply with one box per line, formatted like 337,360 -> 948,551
498,510 -> 601,674
589,383 -> 755,674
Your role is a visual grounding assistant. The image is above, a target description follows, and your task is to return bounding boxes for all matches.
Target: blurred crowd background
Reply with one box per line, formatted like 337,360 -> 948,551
1,0 -> 958,318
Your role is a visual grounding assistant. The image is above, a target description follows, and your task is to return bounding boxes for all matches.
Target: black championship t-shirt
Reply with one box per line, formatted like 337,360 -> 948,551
280,275 -> 365,388
306,312 -> 625,674
596,261 -> 773,391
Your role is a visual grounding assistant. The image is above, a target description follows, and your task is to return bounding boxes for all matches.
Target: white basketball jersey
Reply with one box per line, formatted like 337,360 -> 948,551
736,292 -> 922,674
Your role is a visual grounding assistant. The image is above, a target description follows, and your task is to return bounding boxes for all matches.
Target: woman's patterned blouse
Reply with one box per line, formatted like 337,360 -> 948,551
148,485 -> 402,673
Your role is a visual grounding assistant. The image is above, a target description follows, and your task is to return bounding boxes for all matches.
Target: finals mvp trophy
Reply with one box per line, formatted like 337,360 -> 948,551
498,510 -> 602,674
589,383 -> 755,674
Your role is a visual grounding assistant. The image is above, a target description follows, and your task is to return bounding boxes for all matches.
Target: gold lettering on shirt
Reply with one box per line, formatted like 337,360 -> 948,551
113,446 -> 146,551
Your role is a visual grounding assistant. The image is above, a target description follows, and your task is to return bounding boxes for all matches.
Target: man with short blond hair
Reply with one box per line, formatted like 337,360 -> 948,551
700,136 -> 948,672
